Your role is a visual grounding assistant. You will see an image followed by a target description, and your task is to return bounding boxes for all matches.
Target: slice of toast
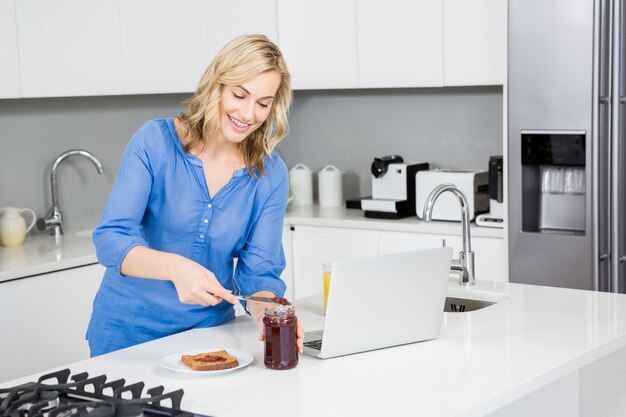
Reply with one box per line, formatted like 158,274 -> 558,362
181,350 -> 239,371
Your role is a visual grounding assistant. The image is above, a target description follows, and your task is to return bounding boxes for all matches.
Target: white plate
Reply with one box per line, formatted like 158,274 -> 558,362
159,348 -> 253,376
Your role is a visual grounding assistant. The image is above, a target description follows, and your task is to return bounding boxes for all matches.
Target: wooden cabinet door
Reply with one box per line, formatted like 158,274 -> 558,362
120,0 -> 207,94
0,264 -> 104,383
16,0 -> 123,97
277,0 -> 358,90
443,0 -> 506,86
0,0 -> 20,98
291,225 -> 379,299
357,0 -> 444,88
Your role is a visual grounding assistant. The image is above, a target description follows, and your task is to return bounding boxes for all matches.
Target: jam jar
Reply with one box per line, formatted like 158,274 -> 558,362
263,304 -> 298,370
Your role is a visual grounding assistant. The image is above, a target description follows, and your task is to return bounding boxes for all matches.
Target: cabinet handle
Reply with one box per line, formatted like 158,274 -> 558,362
599,254 -> 609,261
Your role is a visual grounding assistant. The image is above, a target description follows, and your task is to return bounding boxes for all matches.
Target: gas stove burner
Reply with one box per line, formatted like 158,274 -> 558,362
0,369 -> 212,417
16,391 -> 59,414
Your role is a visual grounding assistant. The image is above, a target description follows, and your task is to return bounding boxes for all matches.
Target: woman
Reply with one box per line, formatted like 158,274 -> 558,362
87,34 -> 303,356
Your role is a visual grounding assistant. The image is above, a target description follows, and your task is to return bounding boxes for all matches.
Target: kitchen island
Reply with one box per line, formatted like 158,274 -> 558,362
3,280 -> 626,417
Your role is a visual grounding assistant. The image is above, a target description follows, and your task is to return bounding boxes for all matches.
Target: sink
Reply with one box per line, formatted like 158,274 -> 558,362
444,297 -> 494,312
443,287 -> 509,313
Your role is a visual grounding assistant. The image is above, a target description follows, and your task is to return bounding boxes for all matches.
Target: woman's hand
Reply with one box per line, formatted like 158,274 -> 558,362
120,246 -> 237,306
248,291 -> 304,354
168,253 -> 238,306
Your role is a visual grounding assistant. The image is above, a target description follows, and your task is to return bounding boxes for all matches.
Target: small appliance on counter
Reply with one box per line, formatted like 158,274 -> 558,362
361,155 -> 429,219
415,169 -> 489,221
476,156 -> 505,228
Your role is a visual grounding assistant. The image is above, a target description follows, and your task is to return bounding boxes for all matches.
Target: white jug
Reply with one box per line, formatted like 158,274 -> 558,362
318,165 -> 343,207
289,163 -> 313,206
0,207 -> 37,247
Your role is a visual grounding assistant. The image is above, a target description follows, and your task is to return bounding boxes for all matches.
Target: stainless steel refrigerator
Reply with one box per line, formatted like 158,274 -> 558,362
508,0 -> 625,292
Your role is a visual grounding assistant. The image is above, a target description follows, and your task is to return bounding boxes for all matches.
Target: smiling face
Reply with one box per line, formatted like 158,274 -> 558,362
217,70 -> 282,145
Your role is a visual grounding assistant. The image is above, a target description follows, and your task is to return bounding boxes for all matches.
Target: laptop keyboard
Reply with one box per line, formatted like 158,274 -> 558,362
304,339 -> 323,350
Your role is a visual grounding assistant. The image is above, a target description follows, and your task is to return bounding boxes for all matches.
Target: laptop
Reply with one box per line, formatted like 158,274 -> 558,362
303,246 -> 453,359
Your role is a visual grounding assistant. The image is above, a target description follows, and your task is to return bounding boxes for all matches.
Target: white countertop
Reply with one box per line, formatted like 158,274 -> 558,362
0,205 -> 503,283
0,229 -> 97,282
285,205 -> 504,238
4,280 -> 626,417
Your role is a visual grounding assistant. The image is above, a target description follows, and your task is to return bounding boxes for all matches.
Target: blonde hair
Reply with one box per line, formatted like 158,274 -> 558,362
178,34 -> 292,177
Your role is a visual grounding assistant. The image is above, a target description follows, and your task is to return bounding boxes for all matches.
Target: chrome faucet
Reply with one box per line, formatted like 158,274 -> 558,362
422,183 -> 476,286
37,149 -> 104,238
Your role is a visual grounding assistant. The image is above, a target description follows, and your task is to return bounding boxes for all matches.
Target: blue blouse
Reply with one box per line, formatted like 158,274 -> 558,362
87,118 -> 288,356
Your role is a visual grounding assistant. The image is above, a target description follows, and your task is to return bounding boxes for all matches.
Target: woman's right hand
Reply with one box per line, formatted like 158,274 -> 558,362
168,254 -> 238,306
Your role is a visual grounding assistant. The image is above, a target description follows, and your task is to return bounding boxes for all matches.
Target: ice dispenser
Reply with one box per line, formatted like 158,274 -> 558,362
521,131 -> 586,234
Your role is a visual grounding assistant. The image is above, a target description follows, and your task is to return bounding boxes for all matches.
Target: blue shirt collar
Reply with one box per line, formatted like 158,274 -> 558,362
165,118 -> 248,177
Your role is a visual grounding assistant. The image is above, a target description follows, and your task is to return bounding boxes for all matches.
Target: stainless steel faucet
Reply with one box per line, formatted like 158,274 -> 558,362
422,183 -> 476,286
37,149 -> 104,238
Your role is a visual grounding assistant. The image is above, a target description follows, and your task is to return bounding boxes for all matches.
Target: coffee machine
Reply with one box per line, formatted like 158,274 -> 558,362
360,155 -> 429,219
476,155 -> 504,228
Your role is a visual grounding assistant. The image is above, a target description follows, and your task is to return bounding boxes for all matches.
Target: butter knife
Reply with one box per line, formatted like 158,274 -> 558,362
235,295 -> 283,304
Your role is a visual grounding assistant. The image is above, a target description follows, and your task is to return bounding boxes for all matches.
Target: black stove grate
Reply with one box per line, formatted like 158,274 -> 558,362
0,369 -> 209,417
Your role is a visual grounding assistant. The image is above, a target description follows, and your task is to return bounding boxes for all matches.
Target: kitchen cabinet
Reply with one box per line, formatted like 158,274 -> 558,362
1,0 -> 505,98
287,220 -> 506,300
277,0 -> 358,90
16,0 -> 123,98
206,0 -> 278,62
357,0 -> 444,88
0,263 -> 104,383
378,230 -> 507,281
0,0 -> 20,98
443,0 -> 506,86
120,0 -> 208,94
291,225 -> 379,299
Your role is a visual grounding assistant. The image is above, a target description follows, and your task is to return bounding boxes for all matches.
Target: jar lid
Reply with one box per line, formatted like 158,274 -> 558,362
289,163 -> 311,173
318,164 -> 341,177
264,304 -> 295,316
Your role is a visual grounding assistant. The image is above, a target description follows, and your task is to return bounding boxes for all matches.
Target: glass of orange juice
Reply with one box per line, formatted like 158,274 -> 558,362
322,262 -> 332,314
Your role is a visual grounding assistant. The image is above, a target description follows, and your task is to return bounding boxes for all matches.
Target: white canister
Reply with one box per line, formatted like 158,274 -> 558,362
318,165 -> 343,207
289,163 -> 313,206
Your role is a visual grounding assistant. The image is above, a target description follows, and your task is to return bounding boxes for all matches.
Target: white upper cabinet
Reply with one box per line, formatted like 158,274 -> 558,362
277,0 -> 358,90
357,0 -> 443,88
16,0 -> 123,97
120,0 -> 208,95
0,0 -> 20,98
206,0 -> 278,62
0,0 -> 505,98
443,0 -> 506,86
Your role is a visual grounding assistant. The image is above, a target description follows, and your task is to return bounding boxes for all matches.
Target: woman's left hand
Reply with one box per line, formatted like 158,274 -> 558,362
247,291 -> 304,354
